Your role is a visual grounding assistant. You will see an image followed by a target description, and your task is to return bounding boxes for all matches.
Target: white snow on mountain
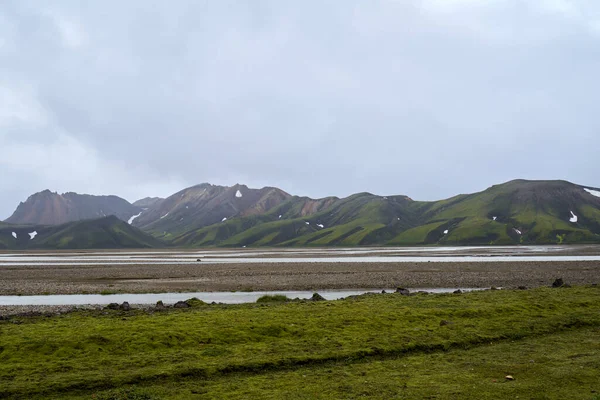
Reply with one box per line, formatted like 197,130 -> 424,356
128,211 -> 143,225
584,188 -> 600,198
569,211 -> 578,223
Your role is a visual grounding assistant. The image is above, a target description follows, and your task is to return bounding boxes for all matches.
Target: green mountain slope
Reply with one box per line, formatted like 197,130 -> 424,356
169,180 -> 600,247
0,216 -> 164,250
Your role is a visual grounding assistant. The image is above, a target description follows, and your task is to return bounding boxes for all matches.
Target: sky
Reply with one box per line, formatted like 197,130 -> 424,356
1,0 -> 599,219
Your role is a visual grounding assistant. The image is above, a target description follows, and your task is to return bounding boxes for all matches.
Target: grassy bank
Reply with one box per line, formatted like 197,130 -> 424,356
1,287 -> 599,399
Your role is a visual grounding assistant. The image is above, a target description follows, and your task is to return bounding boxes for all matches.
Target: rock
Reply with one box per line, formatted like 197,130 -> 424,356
119,302 -> 131,311
381,290 -> 387,294
552,278 -> 564,288
396,288 -> 410,296
453,290 -> 462,294
440,320 -> 453,326
310,293 -> 326,301
196,259 -> 202,262
105,303 -> 119,310
490,286 -> 498,291
518,286 -> 528,290
155,300 -> 165,310
174,301 -> 190,308
505,375 -> 515,381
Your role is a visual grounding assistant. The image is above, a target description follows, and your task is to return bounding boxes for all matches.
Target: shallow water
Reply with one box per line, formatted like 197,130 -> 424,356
0,288 -> 483,306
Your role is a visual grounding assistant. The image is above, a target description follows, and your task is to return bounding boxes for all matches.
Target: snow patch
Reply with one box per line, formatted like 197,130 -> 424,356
383,197 -> 388,200
584,188 -> 600,198
569,211 -> 578,223
11,232 -> 17,239
29,231 -> 38,240
160,213 -> 169,219
186,206 -> 189,209
235,190 -> 243,198
128,211 -> 143,225
222,217 -> 227,222
443,230 -> 449,235
278,215 -> 282,219
305,222 -> 310,225
514,228 -> 522,235
317,224 -> 324,228
492,216 -> 497,221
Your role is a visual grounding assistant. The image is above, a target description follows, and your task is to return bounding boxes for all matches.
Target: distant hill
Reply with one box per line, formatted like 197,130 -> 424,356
168,180 -> 600,247
0,216 -> 164,249
131,183 -> 292,242
133,197 -> 165,208
5,190 -> 141,226
4,179 -> 600,248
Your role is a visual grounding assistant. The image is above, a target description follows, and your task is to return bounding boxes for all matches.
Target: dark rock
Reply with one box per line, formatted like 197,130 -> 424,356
119,302 -> 131,311
518,286 -> 528,290
440,320 -> 453,326
105,303 -> 119,310
381,290 -> 387,294
310,293 -> 326,301
490,286 -> 498,291
196,259 -> 202,262
155,300 -> 165,310
396,288 -> 410,296
552,278 -> 565,288
453,290 -> 462,294
174,301 -> 190,308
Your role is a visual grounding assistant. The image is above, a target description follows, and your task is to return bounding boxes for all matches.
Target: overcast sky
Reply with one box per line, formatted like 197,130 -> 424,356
1,0 -> 599,219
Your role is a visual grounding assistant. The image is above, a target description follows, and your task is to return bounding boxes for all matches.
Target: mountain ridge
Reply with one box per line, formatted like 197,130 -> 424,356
3,179 -> 600,247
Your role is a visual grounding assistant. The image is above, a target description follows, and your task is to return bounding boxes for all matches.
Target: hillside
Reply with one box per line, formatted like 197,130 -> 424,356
131,183 -> 292,241
5,190 -> 141,226
169,180 -> 600,247
3,179 -> 600,248
0,216 -> 164,249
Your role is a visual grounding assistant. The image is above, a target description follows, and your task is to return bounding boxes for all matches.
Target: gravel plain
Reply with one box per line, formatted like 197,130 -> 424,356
2,247 -> 600,317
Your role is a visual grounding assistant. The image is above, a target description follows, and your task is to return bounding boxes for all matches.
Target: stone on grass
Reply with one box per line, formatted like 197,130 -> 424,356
174,301 -> 190,308
311,293 -> 326,301
105,303 -> 119,310
119,302 -> 131,311
552,278 -> 565,288
396,288 -> 410,296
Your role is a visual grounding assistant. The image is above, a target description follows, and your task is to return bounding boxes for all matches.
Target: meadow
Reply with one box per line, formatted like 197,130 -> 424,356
1,286 -> 599,399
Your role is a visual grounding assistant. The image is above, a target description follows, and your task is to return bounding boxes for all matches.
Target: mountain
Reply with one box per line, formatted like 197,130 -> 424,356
133,197 -> 165,208
168,180 -> 600,247
0,216 -> 164,250
131,183 -> 292,241
4,179 -> 600,248
5,190 -> 142,226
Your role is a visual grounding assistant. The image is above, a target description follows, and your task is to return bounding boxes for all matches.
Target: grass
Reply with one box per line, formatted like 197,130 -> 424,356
256,294 -> 289,303
1,286 -> 599,398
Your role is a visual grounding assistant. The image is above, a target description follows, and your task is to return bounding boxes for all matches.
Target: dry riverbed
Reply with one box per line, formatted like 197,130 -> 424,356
1,260 -> 599,296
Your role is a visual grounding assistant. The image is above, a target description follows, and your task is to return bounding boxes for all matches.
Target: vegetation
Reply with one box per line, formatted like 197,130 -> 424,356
256,294 -> 289,303
1,286 -> 599,398
168,179 -> 600,247
0,216 -> 164,250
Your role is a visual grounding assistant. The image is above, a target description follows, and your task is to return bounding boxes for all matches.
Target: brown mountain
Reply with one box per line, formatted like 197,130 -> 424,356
133,197 -> 165,208
131,183 -> 291,239
5,190 -> 141,225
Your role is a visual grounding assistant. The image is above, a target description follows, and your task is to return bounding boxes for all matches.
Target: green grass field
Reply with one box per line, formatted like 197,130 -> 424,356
1,287 -> 599,399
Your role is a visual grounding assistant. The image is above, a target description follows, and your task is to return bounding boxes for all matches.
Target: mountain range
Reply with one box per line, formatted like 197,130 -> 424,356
2,179 -> 600,249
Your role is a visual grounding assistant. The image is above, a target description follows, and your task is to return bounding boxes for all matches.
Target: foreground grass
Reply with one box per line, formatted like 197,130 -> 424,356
1,287 -> 599,398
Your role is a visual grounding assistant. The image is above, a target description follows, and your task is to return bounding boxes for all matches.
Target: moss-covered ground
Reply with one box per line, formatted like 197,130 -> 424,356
1,287 -> 599,399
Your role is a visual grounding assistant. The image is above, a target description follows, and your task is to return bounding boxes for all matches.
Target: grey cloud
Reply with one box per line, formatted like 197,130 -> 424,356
1,0 -> 599,219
